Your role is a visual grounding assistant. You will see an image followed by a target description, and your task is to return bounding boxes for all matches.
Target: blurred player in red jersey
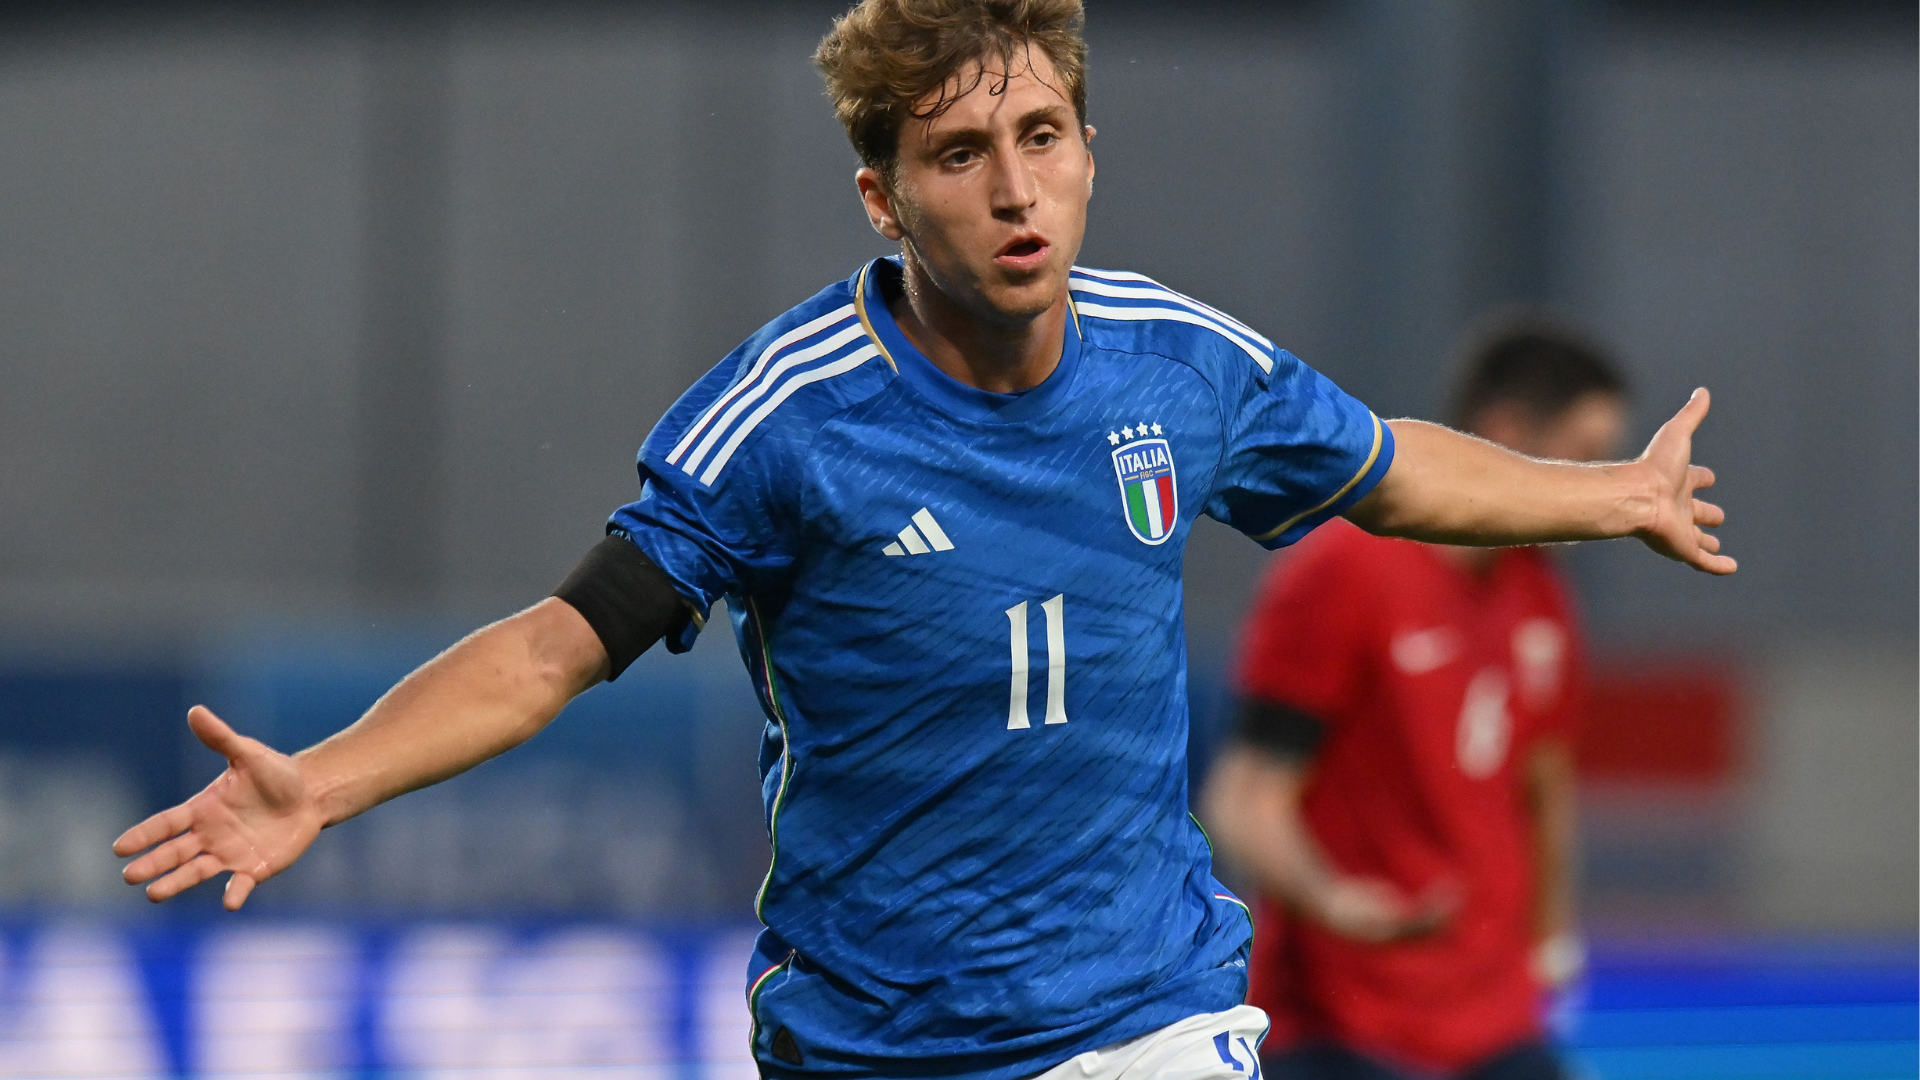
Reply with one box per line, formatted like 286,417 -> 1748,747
1201,313 -> 1629,1080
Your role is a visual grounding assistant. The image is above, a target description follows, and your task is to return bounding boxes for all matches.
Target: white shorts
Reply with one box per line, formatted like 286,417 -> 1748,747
1033,1006 -> 1271,1080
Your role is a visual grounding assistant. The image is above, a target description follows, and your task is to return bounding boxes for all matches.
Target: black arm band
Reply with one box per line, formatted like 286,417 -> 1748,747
1235,697 -> 1328,761
553,534 -> 692,681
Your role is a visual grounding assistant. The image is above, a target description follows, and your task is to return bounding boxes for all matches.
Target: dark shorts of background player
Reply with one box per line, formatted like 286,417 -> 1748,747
1264,1040 -> 1566,1080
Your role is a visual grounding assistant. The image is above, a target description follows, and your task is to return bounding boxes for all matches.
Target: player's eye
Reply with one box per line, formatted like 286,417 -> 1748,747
942,147 -> 978,168
1027,129 -> 1059,149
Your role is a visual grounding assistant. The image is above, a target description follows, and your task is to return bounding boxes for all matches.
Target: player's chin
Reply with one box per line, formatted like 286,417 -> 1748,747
977,268 -> 1067,322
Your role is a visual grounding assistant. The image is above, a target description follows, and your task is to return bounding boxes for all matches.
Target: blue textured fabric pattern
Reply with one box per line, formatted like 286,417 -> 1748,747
609,258 -> 1392,1080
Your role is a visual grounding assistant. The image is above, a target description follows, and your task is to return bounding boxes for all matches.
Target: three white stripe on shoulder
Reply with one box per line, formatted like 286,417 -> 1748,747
668,304 -> 870,483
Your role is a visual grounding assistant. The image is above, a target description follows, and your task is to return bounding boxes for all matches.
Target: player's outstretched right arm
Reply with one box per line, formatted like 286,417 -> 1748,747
113,597 -> 611,911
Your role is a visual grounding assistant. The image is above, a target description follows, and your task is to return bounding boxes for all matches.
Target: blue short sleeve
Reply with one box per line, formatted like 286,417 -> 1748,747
1203,348 -> 1394,548
608,361 -> 806,653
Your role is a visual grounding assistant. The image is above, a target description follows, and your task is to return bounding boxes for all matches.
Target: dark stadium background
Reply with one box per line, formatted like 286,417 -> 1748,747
0,1 -> 1912,1076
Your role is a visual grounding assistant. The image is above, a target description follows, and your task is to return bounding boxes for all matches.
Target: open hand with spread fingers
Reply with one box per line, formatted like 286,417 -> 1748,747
1633,387 -> 1736,575
112,706 -> 324,911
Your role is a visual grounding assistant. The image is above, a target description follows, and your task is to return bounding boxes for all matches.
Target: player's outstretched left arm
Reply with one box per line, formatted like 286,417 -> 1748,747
1346,388 -> 1734,574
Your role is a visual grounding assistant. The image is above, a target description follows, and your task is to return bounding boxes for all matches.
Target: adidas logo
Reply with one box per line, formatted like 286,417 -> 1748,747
883,508 -> 955,556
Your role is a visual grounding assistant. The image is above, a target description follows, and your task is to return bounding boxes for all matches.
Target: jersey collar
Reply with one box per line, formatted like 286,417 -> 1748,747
854,256 -> 1084,425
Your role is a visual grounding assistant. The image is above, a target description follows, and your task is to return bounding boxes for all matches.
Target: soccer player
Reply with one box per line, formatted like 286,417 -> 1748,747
112,3 -> 1732,1078
1199,316 -> 1629,1080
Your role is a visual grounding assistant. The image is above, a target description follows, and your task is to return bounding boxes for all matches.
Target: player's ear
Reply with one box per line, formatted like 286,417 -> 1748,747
856,166 -> 907,242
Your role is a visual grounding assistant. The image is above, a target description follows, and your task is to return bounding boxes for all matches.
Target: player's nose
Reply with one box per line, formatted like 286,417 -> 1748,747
988,152 -> 1038,216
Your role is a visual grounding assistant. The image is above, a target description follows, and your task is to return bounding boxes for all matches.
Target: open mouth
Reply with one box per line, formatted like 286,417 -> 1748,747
995,235 -> 1050,267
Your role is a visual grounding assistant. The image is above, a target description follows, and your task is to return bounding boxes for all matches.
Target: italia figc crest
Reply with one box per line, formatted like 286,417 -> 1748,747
1108,423 -> 1178,545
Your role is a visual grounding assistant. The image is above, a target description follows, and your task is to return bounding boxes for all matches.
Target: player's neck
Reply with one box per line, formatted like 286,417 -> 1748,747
890,251 -> 1068,395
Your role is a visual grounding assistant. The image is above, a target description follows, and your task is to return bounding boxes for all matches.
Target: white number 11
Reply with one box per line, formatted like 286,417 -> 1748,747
1006,594 -> 1068,730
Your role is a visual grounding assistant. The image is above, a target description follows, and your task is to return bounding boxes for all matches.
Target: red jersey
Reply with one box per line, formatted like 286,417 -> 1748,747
1235,519 -> 1586,1074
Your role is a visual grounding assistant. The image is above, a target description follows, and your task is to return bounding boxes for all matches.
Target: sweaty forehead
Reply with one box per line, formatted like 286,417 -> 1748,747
907,52 -> 1074,141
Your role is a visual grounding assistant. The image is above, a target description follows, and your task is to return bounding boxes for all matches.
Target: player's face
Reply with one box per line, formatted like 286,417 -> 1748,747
1529,392 -> 1628,463
860,48 -> 1094,325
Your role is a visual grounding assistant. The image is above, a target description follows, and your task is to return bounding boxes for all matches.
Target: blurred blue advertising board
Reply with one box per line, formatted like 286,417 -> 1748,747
0,921 -> 1910,1080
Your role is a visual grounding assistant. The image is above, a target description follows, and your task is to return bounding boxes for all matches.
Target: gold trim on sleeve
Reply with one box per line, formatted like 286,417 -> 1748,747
1251,413 -> 1385,543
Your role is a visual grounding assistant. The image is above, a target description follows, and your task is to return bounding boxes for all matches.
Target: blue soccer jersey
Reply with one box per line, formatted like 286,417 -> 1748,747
610,257 -> 1392,1080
